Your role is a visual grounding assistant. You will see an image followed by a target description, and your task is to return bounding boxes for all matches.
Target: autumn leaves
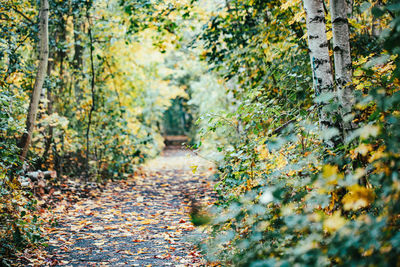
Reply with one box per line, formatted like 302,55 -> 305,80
46,149 -> 214,266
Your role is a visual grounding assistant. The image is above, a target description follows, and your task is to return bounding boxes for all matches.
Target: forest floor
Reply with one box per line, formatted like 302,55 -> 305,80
40,148 -> 215,266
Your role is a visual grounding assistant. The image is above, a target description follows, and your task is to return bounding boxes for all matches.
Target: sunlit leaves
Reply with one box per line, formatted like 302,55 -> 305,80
342,184 -> 375,211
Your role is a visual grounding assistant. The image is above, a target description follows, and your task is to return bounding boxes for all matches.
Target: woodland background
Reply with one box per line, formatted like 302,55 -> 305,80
1,0 -> 400,265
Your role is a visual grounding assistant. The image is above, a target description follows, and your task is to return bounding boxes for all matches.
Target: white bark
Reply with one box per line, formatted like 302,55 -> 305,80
331,0 -> 354,130
20,0 -> 49,160
303,0 -> 334,127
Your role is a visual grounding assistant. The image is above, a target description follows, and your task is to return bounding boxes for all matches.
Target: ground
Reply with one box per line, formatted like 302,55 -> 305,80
44,148 -> 215,266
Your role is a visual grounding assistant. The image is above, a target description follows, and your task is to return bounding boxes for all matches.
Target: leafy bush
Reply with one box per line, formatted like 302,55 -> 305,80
194,0 -> 400,266
0,89 -> 44,261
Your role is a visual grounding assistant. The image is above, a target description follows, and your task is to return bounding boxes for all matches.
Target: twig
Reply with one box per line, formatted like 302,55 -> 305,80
271,118 -> 297,135
11,6 -> 34,25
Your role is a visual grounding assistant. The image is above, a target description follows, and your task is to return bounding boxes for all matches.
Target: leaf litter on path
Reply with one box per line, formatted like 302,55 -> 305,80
44,148 -> 216,266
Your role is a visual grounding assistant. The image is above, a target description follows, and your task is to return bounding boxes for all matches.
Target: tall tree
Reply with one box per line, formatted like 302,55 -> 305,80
331,0 -> 354,133
303,0 -> 335,141
73,11 -> 83,70
85,1 -> 96,179
19,0 -> 49,160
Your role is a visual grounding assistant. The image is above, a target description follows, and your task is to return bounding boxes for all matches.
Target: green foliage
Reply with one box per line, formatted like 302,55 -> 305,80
0,1 -> 45,259
162,97 -> 192,135
0,0 -> 191,258
194,0 -> 400,266
25,0 -> 181,178
1,0 -> 400,264
0,91 -> 44,260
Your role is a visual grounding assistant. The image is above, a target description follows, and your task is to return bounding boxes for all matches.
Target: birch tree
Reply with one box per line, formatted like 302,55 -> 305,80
19,0 -> 49,160
303,0 -> 335,136
331,0 -> 354,132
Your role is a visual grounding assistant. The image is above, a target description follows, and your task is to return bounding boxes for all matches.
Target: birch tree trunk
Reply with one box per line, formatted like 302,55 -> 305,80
331,0 -> 354,132
303,0 -> 334,128
19,0 -> 49,160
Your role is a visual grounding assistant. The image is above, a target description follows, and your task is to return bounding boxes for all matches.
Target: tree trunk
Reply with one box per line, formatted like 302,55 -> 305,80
42,53 -> 54,164
58,19 -> 67,86
73,11 -> 84,101
331,0 -> 354,133
85,2 -> 96,180
303,0 -> 335,131
19,0 -> 49,160
73,12 -> 83,70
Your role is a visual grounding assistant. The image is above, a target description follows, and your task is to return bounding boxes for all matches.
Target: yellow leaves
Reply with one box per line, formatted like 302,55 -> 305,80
70,220 -> 93,232
256,144 -> 269,160
351,141 -> 386,167
263,40 -> 296,61
322,165 -> 343,185
281,0 -> 302,10
326,30 -> 333,41
354,143 -> 372,156
323,211 -> 346,233
190,165 -> 198,174
9,178 -> 21,190
355,80 -> 372,91
141,219 -> 155,225
276,154 -> 288,170
342,184 -> 375,211
349,18 -> 366,31
263,154 -> 287,173
350,143 -> 373,160
246,179 -> 253,191
369,146 -> 386,163
353,68 -> 364,77
289,10 -> 305,25
327,191 -> 339,211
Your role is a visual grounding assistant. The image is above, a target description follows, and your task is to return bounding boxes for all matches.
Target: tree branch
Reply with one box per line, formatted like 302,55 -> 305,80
11,6 -> 34,25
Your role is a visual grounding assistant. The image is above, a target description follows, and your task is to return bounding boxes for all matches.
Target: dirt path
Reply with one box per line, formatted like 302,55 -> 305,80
46,149 -> 215,266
